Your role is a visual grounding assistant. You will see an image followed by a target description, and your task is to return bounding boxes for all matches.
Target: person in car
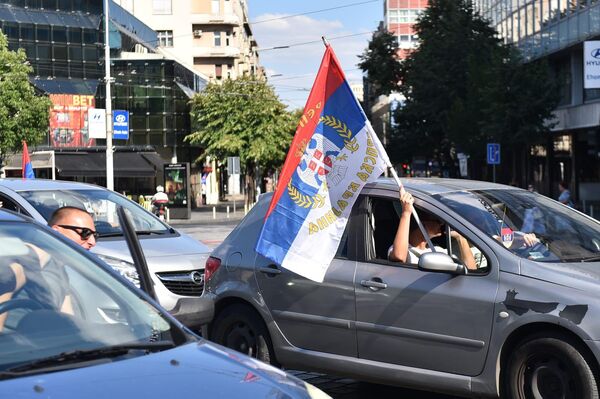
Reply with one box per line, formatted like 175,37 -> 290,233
0,263 -> 26,331
49,206 -> 98,250
388,191 -> 477,270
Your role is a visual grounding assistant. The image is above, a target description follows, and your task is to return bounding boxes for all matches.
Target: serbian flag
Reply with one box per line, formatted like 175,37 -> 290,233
255,45 -> 390,282
21,141 -> 35,179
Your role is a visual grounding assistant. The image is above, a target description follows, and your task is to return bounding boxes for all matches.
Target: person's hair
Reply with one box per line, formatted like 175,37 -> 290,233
48,206 -> 90,226
559,180 -> 569,189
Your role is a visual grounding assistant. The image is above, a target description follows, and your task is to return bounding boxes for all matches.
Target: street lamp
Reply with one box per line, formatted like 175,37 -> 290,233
104,0 -> 114,191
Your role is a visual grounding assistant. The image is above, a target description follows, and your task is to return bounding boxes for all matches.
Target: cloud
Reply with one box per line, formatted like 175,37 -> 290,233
252,14 -> 373,107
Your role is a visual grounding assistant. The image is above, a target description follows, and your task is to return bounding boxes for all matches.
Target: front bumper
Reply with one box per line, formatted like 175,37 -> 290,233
169,296 -> 214,330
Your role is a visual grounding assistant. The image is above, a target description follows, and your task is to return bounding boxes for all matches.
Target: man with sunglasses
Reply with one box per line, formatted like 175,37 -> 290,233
49,206 -> 98,250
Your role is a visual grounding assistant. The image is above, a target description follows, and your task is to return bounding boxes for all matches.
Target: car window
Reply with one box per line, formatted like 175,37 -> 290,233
0,222 -> 189,374
435,189 -> 600,262
0,194 -> 21,213
18,189 -> 171,237
367,196 -> 489,273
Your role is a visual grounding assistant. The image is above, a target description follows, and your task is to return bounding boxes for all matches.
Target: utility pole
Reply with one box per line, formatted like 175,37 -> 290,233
104,0 -> 114,191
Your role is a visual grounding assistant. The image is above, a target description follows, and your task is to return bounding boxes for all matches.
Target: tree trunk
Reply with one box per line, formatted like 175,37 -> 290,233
245,163 -> 256,208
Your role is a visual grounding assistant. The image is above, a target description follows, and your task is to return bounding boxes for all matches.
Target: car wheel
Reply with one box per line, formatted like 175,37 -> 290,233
211,304 -> 277,365
504,333 -> 599,399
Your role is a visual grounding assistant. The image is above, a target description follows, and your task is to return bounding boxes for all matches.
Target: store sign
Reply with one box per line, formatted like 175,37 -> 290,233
113,110 -> 129,140
584,41 -> 600,89
49,94 -> 96,147
88,108 -> 107,139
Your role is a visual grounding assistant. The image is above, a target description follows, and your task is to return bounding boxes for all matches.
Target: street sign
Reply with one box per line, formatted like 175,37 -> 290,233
113,110 -> 129,140
227,156 -> 240,175
487,143 -> 501,165
88,108 -> 106,139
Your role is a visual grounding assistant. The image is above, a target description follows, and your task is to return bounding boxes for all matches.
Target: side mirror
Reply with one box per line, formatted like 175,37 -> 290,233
169,297 -> 214,330
418,252 -> 465,275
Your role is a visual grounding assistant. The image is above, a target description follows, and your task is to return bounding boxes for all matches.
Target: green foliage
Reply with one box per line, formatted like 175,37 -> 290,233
394,0 -> 558,167
0,32 -> 51,162
186,76 -> 296,172
359,26 -> 401,98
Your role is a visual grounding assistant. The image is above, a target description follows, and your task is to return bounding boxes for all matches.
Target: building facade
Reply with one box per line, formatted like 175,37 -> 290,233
113,0 -> 262,81
474,0 -> 600,216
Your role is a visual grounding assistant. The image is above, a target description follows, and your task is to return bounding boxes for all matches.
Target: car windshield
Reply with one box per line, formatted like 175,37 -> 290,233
435,189 -> 600,263
0,222 -> 190,377
18,189 -> 170,237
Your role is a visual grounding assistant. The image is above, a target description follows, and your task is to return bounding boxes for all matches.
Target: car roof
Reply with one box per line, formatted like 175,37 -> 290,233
0,178 -> 103,192
367,177 -> 522,196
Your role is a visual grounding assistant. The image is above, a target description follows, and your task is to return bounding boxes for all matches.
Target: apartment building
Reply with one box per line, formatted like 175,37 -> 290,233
114,0 -> 262,81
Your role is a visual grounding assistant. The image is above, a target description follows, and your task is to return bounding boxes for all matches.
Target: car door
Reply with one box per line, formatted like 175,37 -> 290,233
254,205 -> 360,357
353,189 -> 499,376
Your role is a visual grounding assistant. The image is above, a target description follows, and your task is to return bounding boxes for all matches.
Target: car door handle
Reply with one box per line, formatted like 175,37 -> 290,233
360,279 -> 387,290
259,265 -> 282,276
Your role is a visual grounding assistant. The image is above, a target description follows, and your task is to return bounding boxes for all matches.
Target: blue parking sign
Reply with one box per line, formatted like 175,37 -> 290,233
487,143 -> 500,165
113,110 -> 129,140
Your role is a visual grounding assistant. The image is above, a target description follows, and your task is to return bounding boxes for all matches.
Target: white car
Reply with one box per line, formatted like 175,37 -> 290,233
0,179 -> 211,328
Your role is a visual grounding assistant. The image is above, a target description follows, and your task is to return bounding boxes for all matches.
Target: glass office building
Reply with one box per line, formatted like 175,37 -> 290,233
0,0 -> 207,197
474,0 -> 600,215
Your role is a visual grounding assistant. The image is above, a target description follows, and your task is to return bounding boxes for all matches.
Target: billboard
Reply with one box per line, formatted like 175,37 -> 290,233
49,94 -> 96,147
164,163 -> 189,208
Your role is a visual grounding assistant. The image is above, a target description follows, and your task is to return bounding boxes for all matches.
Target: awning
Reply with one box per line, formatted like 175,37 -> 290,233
2,151 -> 54,170
55,151 -> 165,178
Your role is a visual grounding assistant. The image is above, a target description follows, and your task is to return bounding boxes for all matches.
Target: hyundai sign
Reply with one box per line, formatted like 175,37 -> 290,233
584,41 -> 600,89
113,110 -> 129,140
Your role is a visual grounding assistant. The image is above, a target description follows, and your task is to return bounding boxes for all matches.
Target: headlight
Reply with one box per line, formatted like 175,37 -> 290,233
96,254 -> 140,288
304,382 -> 332,399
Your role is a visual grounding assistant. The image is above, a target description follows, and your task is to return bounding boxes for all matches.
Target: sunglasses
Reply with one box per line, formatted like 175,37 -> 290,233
58,225 -> 99,240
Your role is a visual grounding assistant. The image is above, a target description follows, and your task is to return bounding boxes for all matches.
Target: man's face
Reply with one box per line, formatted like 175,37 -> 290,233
51,211 -> 97,250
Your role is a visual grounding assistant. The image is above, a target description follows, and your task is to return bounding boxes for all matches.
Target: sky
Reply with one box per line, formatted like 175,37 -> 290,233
248,0 -> 383,110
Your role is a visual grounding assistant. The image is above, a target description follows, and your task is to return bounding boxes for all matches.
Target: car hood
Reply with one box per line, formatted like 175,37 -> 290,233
93,232 -> 210,259
0,341 -> 312,399
520,259 -> 600,291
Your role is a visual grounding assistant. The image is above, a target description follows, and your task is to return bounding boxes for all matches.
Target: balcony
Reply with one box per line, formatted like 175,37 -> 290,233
192,46 -> 240,58
190,14 -> 240,26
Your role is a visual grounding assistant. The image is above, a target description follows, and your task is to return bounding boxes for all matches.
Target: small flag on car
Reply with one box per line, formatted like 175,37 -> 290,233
21,141 -> 35,179
255,44 -> 390,282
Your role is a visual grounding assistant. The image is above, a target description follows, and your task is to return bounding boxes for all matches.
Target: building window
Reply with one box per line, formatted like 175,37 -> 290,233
211,0 -> 220,14
215,64 -> 222,80
225,31 -> 231,46
152,0 -> 171,15
157,30 -> 173,47
389,8 -> 422,24
227,64 -> 232,79
214,31 -> 221,46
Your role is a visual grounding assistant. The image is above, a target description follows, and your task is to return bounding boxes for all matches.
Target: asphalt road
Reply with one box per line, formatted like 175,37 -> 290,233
173,220 -> 462,399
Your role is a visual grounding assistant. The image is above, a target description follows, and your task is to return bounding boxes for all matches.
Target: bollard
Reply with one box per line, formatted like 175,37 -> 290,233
166,207 -> 170,223
213,206 -> 216,219
227,206 -> 230,218
244,203 -> 248,215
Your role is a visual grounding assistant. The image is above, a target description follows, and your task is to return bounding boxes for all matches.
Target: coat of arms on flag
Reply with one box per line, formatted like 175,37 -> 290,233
255,44 -> 391,282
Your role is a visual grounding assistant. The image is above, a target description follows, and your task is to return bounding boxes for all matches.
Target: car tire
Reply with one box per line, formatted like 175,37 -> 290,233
211,304 -> 277,366
504,333 -> 599,399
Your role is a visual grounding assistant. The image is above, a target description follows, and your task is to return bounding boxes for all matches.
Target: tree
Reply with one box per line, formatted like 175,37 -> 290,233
394,0 -> 558,181
358,26 -> 402,105
0,32 -> 51,166
186,75 -> 297,205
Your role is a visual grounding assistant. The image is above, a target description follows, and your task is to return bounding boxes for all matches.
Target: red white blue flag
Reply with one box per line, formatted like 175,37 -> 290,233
255,45 -> 389,282
21,141 -> 35,179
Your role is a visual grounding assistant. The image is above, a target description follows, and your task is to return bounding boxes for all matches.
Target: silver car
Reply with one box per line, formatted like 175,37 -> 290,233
0,179 -> 211,328
203,178 -> 600,399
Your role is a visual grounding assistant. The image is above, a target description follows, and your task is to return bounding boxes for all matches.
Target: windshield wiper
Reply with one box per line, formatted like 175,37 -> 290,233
98,230 -> 167,238
562,255 -> 600,263
0,341 -> 175,378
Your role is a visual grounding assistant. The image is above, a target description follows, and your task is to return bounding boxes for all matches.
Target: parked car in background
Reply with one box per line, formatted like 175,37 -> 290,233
203,177 -> 600,399
0,179 -> 211,329
0,209 -> 329,399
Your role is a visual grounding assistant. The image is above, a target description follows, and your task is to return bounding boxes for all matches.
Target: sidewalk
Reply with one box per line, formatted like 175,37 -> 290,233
168,199 -> 248,226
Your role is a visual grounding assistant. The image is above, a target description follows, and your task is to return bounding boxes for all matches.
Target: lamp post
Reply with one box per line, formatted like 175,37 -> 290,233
104,0 -> 114,191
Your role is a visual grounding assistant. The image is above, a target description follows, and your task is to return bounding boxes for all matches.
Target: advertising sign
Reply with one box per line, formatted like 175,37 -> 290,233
164,163 -> 188,208
584,41 -> 600,89
88,108 -> 107,139
113,110 -> 129,140
49,94 -> 96,147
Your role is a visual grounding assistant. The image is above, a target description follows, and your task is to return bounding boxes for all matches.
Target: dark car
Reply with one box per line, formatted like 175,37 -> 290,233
203,178 -> 600,399
0,210 -> 330,399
